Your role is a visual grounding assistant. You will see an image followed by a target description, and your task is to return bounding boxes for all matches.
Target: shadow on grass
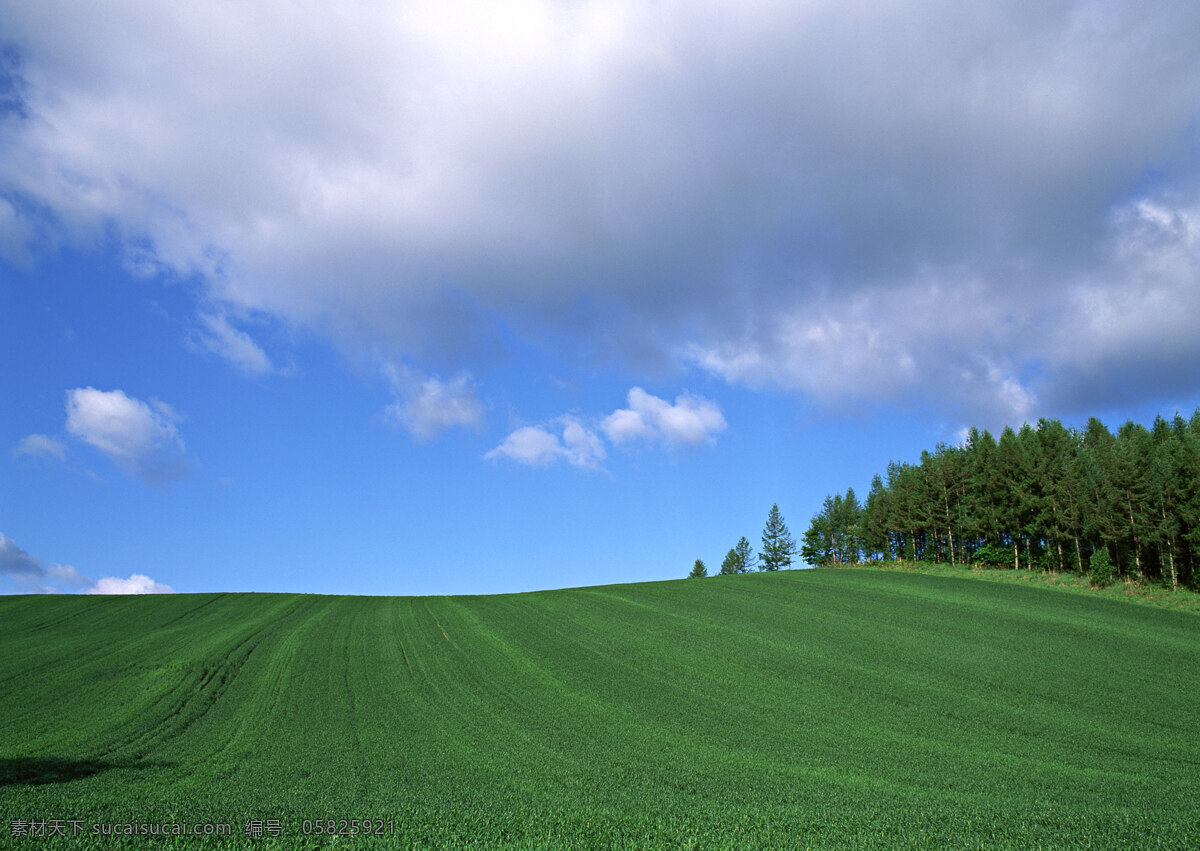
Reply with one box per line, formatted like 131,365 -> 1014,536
0,756 -> 170,786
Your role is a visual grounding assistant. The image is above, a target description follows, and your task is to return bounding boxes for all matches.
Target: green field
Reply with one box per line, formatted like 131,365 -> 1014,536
2,569 -> 1198,848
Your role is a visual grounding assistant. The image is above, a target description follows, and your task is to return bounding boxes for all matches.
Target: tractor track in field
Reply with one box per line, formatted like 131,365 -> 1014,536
95,612 -> 288,762
4,578 -> 1200,847
154,594 -> 227,628
347,612 -> 374,796
0,596 -> 115,635
434,618 -> 459,649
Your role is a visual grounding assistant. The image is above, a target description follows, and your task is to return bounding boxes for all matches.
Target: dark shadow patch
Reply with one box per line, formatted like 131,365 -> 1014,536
0,756 -> 169,786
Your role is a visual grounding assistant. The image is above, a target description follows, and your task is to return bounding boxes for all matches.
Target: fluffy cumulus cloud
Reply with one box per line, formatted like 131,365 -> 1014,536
485,417 -> 606,470
487,387 -> 722,469
64,388 -> 187,483
3,2 -> 1200,427
602,387 -> 726,446
0,532 -> 173,594
88,574 -> 175,595
383,363 -> 485,440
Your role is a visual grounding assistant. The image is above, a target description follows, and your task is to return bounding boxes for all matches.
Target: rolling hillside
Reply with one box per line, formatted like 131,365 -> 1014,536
2,570 -> 1198,848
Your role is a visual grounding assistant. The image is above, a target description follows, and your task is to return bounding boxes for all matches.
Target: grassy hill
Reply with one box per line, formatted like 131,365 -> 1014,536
2,569 -> 1198,848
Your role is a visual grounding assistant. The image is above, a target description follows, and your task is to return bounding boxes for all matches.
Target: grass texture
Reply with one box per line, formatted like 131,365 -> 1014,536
831,559 -> 1200,615
1,569 -> 1198,848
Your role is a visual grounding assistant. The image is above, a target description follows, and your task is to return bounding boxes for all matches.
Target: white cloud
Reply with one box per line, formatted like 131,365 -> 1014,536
88,574 -> 175,595
488,387 -> 725,469
686,188 -> 1200,428
602,387 -> 726,446
485,425 -> 566,467
1036,194 -> 1200,412
383,363 -> 484,440
0,532 -> 171,594
64,387 -> 187,483
560,417 -> 607,468
485,416 -> 605,470
45,562 -> 93,590
193,312 -> 274,376
485,425 -> 573,467
13,433 -> 67,462
683,275 -> 1040,429
3,3 -> 1200,423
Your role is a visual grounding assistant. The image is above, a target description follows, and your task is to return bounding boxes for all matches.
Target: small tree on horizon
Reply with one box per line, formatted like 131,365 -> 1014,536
760,503 -> 797,570
689,559 -> 708,578
719,537 -> 756,574
736,536 -> 756,572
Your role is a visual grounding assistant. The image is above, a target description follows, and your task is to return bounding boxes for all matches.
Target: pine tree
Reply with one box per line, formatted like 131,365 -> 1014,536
1178,413 -> 1200,586
996,427 -> 1026,569
1149,417 -> 1182,591
861,473 -> 892,561
887,462 -> 927,561
801,497 -> 835,566
797,409 -> 1198,581
1015,423 -> 1044,569
833,487 -> 862,565
1035,418 -> 1083,573
760,503 -> 797,570
720,538 -> 756,574
1116,421 -> 1153,579
733,536 -> 756,573
1078,418 -> 1123,566
688,559 -> 708,579
964,427 -> 1002,554
923,447 -> 964,566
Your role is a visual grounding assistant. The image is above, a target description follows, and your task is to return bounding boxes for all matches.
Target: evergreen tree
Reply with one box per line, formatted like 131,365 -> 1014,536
924,446 -> 965,566
1078,418 -> 1124,564
733,536 -> 756,573
996,427 -> 1026,569
790,408 -> 1199,587
1116,421 -> 1154,578
1149,417 -> 1182,591
833,487 -> 863,564
1015,423 -> 1045,569
1178,413 -> 1200,585
720,538 -> 756,573
887,462 -> 927,561
964,427 -> 1002,554
688,559 -> 708,579
861,473 -> 892,561
760,503 -> 797,570
1035,418 -> 1084,573
801,497 -> 835,566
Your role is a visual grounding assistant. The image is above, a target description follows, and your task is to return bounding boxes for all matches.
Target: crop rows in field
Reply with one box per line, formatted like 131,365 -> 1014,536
2,570 -> 1199,847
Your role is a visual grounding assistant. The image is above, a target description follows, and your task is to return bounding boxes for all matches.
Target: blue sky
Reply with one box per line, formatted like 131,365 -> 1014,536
3,1 -> 1200,596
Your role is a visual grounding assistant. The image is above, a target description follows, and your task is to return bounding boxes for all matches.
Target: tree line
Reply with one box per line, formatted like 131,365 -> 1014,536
689,503 -> 797,577
799,412 -> 1200,591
